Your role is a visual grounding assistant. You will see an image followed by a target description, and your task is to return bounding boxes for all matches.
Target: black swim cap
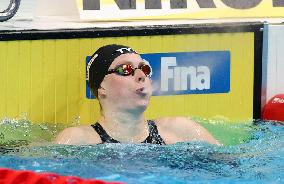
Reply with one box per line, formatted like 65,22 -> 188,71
86,44 -> 137,93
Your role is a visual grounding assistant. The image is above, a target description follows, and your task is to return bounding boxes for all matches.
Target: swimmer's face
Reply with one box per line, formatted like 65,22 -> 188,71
100,53 -> 152,111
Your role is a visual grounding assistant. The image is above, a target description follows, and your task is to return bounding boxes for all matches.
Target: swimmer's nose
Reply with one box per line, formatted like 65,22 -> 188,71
138,76 -> 145,82
134,69 -> 146,83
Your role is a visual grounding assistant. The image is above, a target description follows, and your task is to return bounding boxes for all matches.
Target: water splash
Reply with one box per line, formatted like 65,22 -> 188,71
0,118 -> 283,184
0,117 -> 66,147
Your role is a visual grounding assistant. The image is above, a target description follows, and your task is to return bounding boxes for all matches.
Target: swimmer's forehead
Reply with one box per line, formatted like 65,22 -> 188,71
110,53 -> 144,68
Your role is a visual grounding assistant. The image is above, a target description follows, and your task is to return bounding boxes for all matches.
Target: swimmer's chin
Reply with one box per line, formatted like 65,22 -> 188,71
135,98 -> 150,110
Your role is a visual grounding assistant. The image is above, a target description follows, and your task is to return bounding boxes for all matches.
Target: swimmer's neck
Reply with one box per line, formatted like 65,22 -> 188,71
98,110 -> 148,143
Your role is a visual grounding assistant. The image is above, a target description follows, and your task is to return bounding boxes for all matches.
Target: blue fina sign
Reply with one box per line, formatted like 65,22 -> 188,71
86,51 -> 230,99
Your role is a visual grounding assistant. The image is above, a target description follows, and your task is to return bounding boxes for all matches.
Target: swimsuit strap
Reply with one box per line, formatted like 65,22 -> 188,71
142,120 -> 166,145
91,123 -> 119,143
91,120 -> 166,145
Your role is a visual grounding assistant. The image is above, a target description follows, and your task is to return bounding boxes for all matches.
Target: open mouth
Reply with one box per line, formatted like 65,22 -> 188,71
136,87 -> 144,92
136,87 -> 147,95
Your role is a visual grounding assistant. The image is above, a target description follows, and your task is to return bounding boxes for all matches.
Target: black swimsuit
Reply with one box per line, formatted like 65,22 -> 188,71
91,120 -> 166,145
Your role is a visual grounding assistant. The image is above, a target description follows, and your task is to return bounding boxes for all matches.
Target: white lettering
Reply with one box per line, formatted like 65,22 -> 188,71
181,66 -> 197,90
196,66 -> 210,90
174,67 -> 181,90
161,57 -> 176,91
273,97 -> 284,103
161,57 -> 211,91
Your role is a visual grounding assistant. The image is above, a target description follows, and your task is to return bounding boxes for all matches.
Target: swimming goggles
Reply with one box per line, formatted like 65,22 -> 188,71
107,63 -> 152,77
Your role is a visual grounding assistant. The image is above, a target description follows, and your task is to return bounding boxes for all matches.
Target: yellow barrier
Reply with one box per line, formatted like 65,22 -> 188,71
0,32 -> 255,124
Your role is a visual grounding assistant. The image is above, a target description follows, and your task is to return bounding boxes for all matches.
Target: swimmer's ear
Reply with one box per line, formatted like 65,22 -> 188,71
98,86 -> 107,98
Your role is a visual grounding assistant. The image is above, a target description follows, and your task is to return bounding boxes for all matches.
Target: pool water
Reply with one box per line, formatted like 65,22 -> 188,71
0,119 -> 283,184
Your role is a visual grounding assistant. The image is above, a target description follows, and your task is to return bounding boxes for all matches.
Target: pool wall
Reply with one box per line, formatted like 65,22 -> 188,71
0,23 -> 262,124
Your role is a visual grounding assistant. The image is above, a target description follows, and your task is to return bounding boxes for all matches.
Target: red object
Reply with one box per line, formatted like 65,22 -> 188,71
0,168 -> 124,184
262,94 -> 284,122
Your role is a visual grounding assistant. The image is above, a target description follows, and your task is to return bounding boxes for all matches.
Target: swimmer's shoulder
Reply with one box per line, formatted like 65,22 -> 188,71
154,117 -> 221,145
54,125 -> 101,145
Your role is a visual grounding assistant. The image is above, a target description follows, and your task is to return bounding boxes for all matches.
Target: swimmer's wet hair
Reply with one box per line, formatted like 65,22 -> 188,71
86,44 -> 137,97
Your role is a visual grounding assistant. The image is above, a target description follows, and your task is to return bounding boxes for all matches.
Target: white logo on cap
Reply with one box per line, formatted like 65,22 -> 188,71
86,54 -> 98,81
116,47 -> 136,54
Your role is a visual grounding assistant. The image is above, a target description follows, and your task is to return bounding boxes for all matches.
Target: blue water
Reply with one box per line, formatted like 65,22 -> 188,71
0,120 -> 283,184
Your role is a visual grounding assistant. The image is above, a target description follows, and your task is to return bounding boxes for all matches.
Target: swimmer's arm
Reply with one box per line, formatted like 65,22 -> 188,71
157,117 -> 221,145
54,127 -> 84,145
54,126 -> 101,145
181,117 -> 221,145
